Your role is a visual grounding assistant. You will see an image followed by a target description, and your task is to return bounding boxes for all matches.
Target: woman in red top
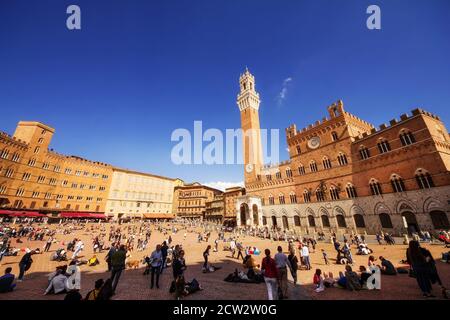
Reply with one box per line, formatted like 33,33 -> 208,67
261,249 -> 278,300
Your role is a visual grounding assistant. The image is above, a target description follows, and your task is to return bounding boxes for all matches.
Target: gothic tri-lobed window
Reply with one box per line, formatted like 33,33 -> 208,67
346,184 -> 357,198
337,153 -> 348,166
369,179 -> 383,195
359,146 -> 370,160
377,139 -> 391,154
415,169 -> 434,189
399,130 -> 416,146
391,174 -> 405,192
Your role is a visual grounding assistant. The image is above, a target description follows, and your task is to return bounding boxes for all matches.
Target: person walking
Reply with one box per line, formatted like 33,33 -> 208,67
203,245 -> 211,270
105,243 -> 117,272
236,242 -> 245,261
287,249 -> 299,285
261,249 -> 278,300
160,241 -> 169,274
72,240 -> 84,259
149,244 -> 163,289
18,250 -> 34,281
301,244 -> 311,270
110,244 -> 127,295
44,236 -> 53,252
274,246 -> 292,299
406,240 -> 441,298
172,250 -> 186,279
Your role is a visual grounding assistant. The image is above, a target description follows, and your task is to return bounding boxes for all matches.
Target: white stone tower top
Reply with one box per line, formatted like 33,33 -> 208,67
237,68 -> 261,112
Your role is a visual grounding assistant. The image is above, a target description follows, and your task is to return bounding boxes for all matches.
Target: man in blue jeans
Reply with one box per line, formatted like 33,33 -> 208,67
149,244 -> 162,289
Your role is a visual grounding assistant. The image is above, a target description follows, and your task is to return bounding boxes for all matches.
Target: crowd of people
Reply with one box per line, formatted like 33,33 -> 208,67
0,216 -> 448,300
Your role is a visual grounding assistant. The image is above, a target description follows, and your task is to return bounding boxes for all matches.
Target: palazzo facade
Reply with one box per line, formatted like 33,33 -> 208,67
236,69 -> 450,235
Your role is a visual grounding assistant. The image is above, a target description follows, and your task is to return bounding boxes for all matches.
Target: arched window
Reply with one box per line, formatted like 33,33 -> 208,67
323,157 -> 332,169
415,169 -> 434,189
0,183 -> 7,195
0,149 -> 10,159
353,214 -> 366,228
429,211 -> 450,229
303,190 -> 311,203
346,183 -> 357,198
315,189 -> 325,202
282,216 -> 289,229
337,152 -> 348,166
359,146 -> 370,160
268,194 -> 274,205
399,129 -> 416,146
266,174 -> 272,181
276,171 -> 282,179
298,165 -> 305,175
377,139 -> 391,153
336,214 -> 347,228
294,215 -> 301,226
310,160 -> 318,172
285,168 -> 292,178
369,179 -> 382,196
391,174 -> 405,193
379,213 -> 393,228
271,216 -> 278,226
278,193 -> 285,204
321,215 -> 330,227
308,215 -> 316,227
262,216 -> 267,225
296,145 -> 301,154
11,152 -> 20,162
331,131 -> 338,141
289,192 -> 297,204
330,186 -> 340,200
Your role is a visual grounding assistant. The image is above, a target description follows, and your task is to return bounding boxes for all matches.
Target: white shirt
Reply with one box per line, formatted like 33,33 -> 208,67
301,246 -> 309,257
65,265 -> 81,290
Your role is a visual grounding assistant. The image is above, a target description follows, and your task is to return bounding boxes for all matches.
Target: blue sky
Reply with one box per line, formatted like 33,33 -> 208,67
1,0 -> 449,190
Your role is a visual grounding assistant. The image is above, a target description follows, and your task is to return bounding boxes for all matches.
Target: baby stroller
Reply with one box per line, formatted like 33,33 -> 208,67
51,248 -> 67,262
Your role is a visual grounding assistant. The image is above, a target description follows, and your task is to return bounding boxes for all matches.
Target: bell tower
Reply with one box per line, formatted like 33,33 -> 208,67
237,68 -> 263,183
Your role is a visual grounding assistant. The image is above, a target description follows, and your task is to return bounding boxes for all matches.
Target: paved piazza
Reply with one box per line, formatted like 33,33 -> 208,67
0,221 -> 448,300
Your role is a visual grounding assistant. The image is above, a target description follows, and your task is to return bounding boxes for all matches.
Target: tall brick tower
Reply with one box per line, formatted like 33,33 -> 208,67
237,68 -> 264,184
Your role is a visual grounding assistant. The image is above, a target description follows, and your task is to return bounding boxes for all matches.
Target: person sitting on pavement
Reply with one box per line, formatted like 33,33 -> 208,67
84,278 -> 104,300
0,267 -> 16,293
379,256 -> 397,275
44,269 -> 67,295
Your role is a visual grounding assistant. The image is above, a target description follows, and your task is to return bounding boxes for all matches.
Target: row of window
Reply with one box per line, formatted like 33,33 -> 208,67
261,170 -> 435,205
265,210 -> 450,231
0,149 -> 109,179
0,168 -> 108,191
258,153 -> 349,182
12,188 -> 104,202
359,131 -> 416,160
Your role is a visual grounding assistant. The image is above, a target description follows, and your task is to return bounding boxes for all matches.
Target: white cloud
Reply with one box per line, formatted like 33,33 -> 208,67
276,77 -> 293,106
202,181 -> 244,191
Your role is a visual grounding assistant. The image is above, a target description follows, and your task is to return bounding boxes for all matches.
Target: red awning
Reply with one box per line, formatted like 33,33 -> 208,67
60,212 -> 106,219
0,210 -> 44,217
22,212 -> 46,217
